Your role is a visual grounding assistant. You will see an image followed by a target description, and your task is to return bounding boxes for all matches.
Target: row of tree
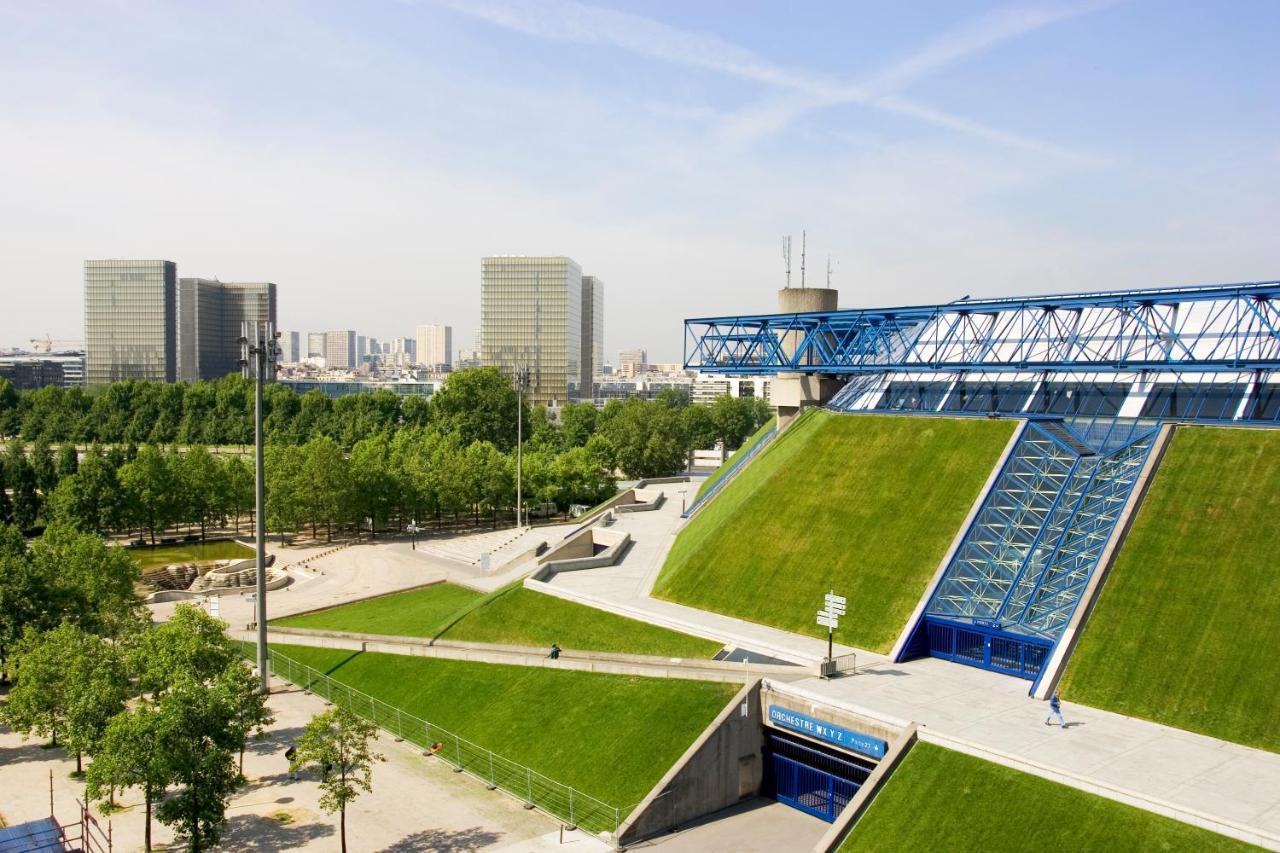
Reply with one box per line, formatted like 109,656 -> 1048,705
0,367 -> 771,456
0,525 -> 272,850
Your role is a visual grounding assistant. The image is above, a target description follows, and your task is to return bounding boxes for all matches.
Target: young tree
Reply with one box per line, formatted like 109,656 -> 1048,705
56,442 -> 80,479
2,622 -> 129,772
177,445 -> 222,540
219,661 -> 275,775
349,434 -> 394,537
293,706 -> 384,853
86,701 -> 170,851
221,455 -> 254,534
560,401 -> 598,448
128,604 -> 240,697
119,445 -> 178,544
0,377 -> 19,438
154,675 -> 241,853
6,444 -> 41,530
28,524 -> 142,639
0,463 -> 11,524
300,436 -> 349,540
0,547 -> 49,681
30,441 -> 58,495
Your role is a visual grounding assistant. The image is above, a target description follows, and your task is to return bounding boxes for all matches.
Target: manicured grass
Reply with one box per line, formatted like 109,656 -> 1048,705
840,742 -> 1256,852
695,417 -> 776,499
129,539 -> 255,570
442,587 -> 724,657
268,643 -> 737,807
655,412 -> 1014,653
272,582 -> 483,637
1060,427 -> 1280,753
273,582 -> 722,657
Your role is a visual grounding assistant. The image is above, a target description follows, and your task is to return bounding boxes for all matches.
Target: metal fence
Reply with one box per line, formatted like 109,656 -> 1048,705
266,649 -> 623,836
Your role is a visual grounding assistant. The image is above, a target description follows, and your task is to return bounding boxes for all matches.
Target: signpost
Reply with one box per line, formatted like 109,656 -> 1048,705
817,590 -> 847,663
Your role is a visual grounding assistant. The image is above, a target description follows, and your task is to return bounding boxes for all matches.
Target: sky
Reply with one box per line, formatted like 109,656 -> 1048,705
0,1 -> 1277,362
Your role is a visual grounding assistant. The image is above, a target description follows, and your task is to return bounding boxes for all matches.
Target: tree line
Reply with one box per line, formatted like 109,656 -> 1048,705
1,368 -> 770,540
0,524 -> 273,850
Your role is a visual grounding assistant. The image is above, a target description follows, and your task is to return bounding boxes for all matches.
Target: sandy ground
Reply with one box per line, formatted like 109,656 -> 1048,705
0,675 -> 610,853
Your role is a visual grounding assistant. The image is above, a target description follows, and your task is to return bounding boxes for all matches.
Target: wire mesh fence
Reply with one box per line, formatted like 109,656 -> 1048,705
266,649 -> 623,836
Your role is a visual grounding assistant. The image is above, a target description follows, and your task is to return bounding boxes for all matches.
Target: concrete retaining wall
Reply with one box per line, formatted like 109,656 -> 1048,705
616,680 -> 765,847
759,681 -> 910,749
253,626 -> 802,684
812,724 -> 918,852
531,529 -> 631,581
615,490 -> 665,513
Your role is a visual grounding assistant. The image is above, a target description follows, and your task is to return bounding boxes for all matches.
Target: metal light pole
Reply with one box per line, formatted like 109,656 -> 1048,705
515,365 -> 527,529
242,321 -> 278,694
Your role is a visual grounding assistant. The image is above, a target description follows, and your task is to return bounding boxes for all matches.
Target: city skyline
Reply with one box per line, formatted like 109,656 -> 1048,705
3,3 -> 1278,361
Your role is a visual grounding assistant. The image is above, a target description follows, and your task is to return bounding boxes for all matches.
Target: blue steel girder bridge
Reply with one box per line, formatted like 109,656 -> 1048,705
684,281 -> 1280,686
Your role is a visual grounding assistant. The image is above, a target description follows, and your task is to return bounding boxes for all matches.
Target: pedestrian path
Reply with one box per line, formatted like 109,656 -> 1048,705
534,476 -> 876,666
790,657 -> 1280,849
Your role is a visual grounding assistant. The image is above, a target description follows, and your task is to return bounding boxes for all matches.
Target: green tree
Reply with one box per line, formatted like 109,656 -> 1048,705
300,436 -> 350,540
55,442 -> 79,479
711,395 -> 756,459
428,367 -> 526,451
30,440 -> 57,494
221,661 -> 274,774
0,624 -> 75,749
0,377 -> 19,437
681,403 -> 718,452
265,443 -> 306,540
292,706 -> 383,853
222,455 -> 254,533
61,625 -> 129,774
6,444 -> 40,530
119,445 -> 178,544
153,675 -> 241,852
128,604 -> 241,697
0,535 -> 48,680
349,434 -> 394,537
177,446 -> 223,540
27,524 -> 142,638
47,449 -> 123,535
0,463 -> 11,524
598,399 -> 689,478
86,701 -> 170,851
560,401 -> 598,447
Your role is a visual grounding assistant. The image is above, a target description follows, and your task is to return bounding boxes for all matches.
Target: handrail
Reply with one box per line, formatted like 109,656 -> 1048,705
265,649 -> 623,836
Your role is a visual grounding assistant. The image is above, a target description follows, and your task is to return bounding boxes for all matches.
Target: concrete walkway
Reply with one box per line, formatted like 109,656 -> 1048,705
786,657 -> 1280,849
0,675 -> 596,853
535,477 -> 877,667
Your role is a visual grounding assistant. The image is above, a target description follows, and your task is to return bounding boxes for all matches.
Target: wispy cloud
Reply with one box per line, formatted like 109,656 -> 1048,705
428,0 -> 1114,163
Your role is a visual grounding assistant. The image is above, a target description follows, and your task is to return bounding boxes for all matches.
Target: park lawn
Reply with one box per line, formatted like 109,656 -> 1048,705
129,539 -> 255,570
272,582 -> 721,657
267,643 -> 737,807
440,587 -> 724,657
1059,427 -> 1280,753
695,417 -> 776,500
654,412 -> 1014,653
839,742 -> 1257,852
272,583 -> 484,636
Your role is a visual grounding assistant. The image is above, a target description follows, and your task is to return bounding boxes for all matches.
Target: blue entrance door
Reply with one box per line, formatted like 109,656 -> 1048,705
765,732 -> 872,822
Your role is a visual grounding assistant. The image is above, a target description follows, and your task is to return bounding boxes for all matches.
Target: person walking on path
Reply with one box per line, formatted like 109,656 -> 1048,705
285,742 -> 298,779
1044,692 -> 1066,727
548,642 -> 562,660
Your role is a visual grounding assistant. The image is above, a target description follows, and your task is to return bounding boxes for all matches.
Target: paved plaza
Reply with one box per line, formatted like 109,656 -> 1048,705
0,675 -> 607,853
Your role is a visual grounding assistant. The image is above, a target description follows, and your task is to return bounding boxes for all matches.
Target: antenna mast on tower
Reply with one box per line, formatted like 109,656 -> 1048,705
800,230 -> 807,289
782,236 -> 792,289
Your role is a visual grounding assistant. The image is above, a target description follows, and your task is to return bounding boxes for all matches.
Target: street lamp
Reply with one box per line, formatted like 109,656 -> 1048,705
241,321 -> 279,695
407,519 -> 419,550
514,364 -> 529,529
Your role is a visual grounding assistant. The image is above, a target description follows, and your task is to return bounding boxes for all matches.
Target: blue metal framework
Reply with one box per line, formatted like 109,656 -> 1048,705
685,281 -> 1280,375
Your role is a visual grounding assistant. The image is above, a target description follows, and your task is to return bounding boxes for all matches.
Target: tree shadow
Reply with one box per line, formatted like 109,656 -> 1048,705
218,812 -> 335,852
0,737 -> 67,766
249,725 -> 308,753
377,826 -> 505,852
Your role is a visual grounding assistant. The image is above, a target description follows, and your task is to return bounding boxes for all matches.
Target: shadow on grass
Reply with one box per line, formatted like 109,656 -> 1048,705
377,826 -> 504,852
218,812 -> 336,852
321,651 -> 363,677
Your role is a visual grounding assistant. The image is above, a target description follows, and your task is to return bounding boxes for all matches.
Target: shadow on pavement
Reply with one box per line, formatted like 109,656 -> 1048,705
377,826 -> 505,852
218,812 -> 335,852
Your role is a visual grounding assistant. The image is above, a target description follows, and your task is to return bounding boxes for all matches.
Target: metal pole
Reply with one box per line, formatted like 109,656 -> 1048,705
516,369 -> 523,529
827,624 -> 833,662
254,325 -> 269,694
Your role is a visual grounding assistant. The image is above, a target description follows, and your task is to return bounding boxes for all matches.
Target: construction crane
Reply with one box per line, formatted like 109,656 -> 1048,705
29,334 -> 82,353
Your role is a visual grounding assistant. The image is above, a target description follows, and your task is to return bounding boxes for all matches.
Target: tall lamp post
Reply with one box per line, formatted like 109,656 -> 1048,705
515,364 -> 528,529
241,321 -> 279,694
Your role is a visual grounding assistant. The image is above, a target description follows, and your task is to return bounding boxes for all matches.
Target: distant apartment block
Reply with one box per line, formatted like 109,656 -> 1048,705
84,259 -> 177,385
415,324 -> 453,369
177,278 -> 277,382
324,330 -> 357,370
618,348 -> 647,378
277,330 -> 301,363
307,332 -> 325,359
481,256 -> 603,404
0,352 -> 85,390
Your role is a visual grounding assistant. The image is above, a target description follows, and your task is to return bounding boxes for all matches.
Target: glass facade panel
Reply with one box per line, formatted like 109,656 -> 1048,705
876,380 -> 951,411
84,259 -> 177,385
1028,381 -> 1127,417
1139,382 -> 1245,420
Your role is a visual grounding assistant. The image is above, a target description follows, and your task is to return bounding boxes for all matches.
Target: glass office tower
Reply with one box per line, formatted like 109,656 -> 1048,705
582,275 -> 604,384
84,259 -> 177,385
482,256 -> 593,405
177,279 -> 278,382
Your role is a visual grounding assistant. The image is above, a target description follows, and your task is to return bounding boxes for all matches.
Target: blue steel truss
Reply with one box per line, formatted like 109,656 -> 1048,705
685,281 -> 1280,375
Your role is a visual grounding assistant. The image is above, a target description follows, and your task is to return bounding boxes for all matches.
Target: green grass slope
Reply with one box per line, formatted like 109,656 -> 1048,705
268,643 -> 736,807
1060,427 -> 1280,752
695,416 -> 776,499
840,743 -> 1257,852
273,582 -> 722,657
655,412 -> 1014,653
273,582 -> 483,636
